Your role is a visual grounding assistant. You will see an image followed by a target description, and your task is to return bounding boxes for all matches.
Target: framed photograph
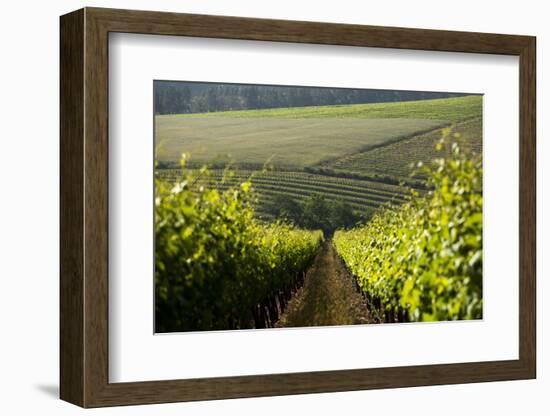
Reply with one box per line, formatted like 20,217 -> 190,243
60,7 -> 536,408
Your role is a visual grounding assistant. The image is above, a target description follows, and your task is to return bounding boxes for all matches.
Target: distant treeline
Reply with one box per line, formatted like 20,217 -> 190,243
154,81 -> 467,115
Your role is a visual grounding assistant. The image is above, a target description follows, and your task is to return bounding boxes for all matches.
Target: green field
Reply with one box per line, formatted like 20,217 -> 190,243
325,117 -> 483,180
156,117 -> 446,167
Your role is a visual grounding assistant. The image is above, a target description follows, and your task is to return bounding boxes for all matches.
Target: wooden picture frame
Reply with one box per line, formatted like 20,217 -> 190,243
60,7 -> 536,408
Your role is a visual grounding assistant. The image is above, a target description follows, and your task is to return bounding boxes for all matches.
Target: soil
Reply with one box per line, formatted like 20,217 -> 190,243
276,242 -> 373,328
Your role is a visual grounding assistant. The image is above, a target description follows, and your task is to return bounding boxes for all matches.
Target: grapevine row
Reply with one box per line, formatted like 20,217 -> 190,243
333,140 -> 482,322
155,163 -> 323,332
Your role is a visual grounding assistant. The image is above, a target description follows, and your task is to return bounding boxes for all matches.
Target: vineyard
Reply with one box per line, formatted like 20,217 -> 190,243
326,117 -> 482,180
157,169 -> 409,221
333,139 -> 483,322
154,91 -> 484,331
155,163 -> 323,332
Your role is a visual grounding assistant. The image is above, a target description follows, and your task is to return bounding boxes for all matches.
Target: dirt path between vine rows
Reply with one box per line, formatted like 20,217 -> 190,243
276,242 -> 373,328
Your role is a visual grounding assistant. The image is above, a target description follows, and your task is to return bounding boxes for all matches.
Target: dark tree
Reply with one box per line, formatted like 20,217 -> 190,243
302,194 -> 332,236
265,194 -> 303,225
327,199 -> 358,230
154,80 -> 470,115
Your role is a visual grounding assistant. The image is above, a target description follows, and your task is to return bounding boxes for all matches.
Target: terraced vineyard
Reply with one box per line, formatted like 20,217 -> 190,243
325,117 -> 482,180
157,169 -> 410,220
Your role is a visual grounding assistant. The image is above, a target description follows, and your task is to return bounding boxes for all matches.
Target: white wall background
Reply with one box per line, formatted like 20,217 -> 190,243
0,0 -> 546,414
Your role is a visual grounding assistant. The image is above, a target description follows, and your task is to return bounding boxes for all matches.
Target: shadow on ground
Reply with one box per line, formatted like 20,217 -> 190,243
35,384 -> 58,399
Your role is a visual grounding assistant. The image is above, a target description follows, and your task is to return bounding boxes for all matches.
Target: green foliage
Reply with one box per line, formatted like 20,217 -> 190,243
158,169 -> 408,222
300,195 -> 359,236
301,194 -> 331,231
171,95 -> 482,122
328,199 -> 359,230
155,159 -> 323,332
327,117 -> 482,181
333,137 -> 482,322
154,80 -> 468,115
263,194 -> 304,224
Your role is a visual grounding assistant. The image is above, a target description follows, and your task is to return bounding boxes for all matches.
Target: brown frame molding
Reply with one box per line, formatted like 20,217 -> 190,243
60,7 -> 536,408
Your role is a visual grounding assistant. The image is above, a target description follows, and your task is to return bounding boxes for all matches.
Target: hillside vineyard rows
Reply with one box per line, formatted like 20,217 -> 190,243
154,94 -> 484,331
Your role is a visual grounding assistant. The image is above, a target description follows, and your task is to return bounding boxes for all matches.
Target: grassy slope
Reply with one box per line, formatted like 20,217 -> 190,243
156,118 -> 445,167
162,95 -> 482,121
155,95 -> 482,168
